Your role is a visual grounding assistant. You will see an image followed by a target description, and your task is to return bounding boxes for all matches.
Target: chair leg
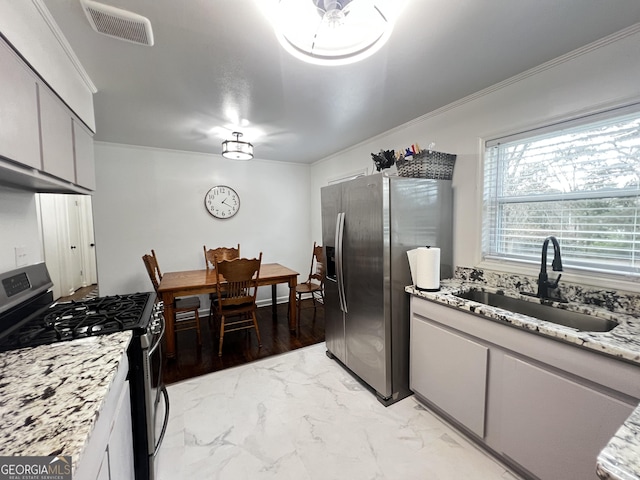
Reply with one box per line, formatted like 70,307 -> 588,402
195,310 -> 202,346
218,315 -> 225,357
252,312 -> 262,347
296,293 -> 302,326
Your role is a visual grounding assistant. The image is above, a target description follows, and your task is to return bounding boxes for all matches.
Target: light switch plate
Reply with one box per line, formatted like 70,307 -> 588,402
15,246 -> 27,267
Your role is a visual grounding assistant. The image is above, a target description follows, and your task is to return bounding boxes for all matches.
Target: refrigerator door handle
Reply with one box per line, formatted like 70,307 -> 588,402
336,212 -> 347,313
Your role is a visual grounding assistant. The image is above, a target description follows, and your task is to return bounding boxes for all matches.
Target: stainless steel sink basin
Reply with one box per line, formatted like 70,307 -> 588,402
454,289 -> 618,332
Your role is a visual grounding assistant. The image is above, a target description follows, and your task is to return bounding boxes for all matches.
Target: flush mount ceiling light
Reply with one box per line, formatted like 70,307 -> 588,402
271,0 -> 399,66
221,132 -> 254,160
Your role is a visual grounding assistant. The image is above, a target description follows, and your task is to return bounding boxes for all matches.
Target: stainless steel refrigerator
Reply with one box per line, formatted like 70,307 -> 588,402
321,173 -> 453,405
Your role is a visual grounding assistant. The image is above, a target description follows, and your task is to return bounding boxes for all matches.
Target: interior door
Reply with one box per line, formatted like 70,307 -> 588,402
78,195 -> 98,285
38,193 -> 97,298
38,194 -> 64,300
66,196 -> 83,292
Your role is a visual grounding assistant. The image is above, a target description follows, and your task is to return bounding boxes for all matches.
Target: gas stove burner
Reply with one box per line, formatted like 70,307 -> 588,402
0,291 -> 155,352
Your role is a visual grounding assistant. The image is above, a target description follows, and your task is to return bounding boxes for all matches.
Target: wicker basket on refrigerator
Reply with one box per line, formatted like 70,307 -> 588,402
396,150 -> 456,180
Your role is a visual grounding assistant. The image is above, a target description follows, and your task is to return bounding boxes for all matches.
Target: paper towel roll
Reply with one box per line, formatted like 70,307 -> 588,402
416,246 -> 440,291
406,248 -> 419,285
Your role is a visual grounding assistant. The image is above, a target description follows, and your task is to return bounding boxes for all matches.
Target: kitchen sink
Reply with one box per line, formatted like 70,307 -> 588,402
454,289 -> 618,332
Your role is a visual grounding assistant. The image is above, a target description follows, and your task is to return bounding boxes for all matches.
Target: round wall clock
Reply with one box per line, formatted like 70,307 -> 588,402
204,185 -> 240,219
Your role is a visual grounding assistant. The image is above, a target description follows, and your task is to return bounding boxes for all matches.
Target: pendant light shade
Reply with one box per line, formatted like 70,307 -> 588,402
222,132 -> 254,160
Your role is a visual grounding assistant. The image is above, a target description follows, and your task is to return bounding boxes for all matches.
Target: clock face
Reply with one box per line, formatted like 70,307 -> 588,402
204,185 -> 240,219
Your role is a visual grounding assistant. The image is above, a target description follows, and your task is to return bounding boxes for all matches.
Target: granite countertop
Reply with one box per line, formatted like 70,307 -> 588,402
406,279 -> 640,365
406,269 -> 640,480
0,331 -> 132,474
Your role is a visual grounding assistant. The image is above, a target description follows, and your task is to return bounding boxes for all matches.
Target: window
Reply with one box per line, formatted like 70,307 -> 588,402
483,107 -> 640,275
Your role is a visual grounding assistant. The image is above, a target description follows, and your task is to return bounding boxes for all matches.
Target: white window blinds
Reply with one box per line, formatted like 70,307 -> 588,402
483,107 -> 640,275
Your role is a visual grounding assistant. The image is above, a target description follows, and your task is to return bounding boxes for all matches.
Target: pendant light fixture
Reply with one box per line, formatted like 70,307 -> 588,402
269,0 -> 403,66
221,132 -> 254,160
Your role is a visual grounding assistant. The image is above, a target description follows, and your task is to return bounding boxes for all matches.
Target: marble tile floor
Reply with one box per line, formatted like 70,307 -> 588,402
157,343 -> 522,480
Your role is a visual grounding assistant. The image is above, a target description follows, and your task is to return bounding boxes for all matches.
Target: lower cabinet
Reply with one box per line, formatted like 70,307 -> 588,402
410,318 -> 488,437
75,354 -> 135,480
96,451 -> 110,480
410,296 -> 639,480
500,355 -> 633,480
101,381 -> 136,480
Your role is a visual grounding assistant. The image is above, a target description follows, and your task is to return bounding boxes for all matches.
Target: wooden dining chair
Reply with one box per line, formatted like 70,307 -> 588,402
203,244 -> 241,323
142,249 -> 202,346
203,244 -> 240,269
213,253 -> 262,357
295,242 -> 325,321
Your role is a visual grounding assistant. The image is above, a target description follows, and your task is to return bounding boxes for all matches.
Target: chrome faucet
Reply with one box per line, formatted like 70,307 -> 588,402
537,236 -> 563,299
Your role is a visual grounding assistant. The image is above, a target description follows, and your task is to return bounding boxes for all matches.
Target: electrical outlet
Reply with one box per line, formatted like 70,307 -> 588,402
15,247 -> 27,267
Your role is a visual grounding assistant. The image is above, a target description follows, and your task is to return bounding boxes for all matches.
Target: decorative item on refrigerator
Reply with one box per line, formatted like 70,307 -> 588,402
416,246 -> 440,291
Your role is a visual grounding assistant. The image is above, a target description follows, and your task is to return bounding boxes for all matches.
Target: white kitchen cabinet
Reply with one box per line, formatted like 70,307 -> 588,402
409,295 -> 640,480
75,353 -> 134,480
96,451 -> 110,480
73,119 -> 96,191
0,39 -> 40,169
39,85 -> 75,183
106,380 -> 135,480
500,355 -> 633,480
0,36 -> 95,193
410,316 -> 488,437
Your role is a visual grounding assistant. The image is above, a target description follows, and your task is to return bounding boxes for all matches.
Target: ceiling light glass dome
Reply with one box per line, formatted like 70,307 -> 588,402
272,0 -> 401,66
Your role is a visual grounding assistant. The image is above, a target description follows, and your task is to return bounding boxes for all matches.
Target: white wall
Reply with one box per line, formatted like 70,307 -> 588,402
310,24 -> 640,291
92,143 -> 313,303
0,186 -> 42,273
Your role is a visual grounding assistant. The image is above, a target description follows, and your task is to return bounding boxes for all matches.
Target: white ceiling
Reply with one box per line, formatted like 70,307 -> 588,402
42,0 -> 640,164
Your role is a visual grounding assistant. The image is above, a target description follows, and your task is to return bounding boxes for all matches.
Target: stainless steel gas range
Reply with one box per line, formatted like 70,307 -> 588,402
0,262 -> 168,480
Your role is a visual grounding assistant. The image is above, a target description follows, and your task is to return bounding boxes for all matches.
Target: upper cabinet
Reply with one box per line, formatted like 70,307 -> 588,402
39,85 -> 75,183
0,37 -> 96,193
74,120 -> 96,191
0,40 -> 41,169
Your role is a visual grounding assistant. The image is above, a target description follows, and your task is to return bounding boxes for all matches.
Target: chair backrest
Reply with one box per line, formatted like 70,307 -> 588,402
307,242 -> 325,286
204,244 -> 240,269
214,253 -> 262,310
142,249 -> 162,292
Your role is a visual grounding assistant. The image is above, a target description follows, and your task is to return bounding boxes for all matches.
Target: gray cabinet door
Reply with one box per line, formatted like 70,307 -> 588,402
410,315 -> 489,437
39,85 -> 74,182
500,355 -> 634,480
73,120 -> 96,190
0,40 -> 40,169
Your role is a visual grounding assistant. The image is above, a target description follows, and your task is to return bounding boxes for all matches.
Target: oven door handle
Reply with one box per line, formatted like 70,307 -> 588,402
148,313 -> 166,357
152,385 -> 170,458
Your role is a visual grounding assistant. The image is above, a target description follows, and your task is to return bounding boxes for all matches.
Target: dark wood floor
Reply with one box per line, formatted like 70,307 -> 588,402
57,284 -> 98,302
162,299 -> 325,384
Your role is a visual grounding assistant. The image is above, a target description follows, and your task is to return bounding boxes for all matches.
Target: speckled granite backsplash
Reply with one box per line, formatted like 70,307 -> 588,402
455,267 -> 640,316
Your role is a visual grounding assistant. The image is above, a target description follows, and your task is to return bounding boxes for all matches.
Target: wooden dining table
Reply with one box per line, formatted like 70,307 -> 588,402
157,263 -> 299,358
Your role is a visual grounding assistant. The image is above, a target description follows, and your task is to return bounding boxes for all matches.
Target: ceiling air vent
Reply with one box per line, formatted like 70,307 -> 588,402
80,0 -> 154,46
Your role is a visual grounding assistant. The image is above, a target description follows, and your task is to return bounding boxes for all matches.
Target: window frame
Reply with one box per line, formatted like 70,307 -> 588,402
482,103 -> 640,277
